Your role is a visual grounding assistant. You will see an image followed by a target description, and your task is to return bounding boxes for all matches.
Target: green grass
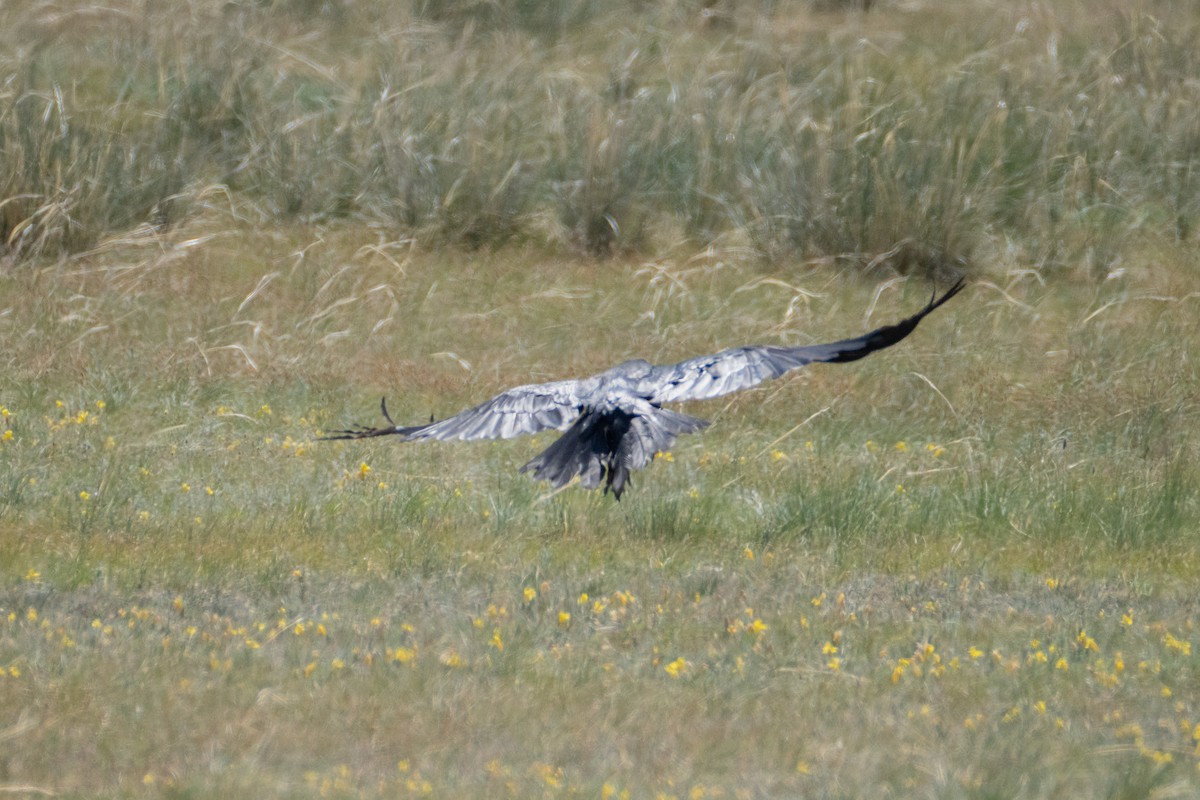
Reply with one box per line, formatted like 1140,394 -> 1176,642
2,0 -> 1197,267
3,1 -> 1200,797
2,223 -> 1199,797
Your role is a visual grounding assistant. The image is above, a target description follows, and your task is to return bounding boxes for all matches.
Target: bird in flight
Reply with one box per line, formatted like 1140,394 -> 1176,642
325,279 -> 964,499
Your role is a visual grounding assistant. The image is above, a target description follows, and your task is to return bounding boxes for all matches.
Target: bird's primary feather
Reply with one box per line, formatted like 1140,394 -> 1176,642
323,279 -> 964,499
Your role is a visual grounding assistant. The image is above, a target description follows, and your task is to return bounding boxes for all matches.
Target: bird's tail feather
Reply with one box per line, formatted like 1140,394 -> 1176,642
520,407 -> 709,500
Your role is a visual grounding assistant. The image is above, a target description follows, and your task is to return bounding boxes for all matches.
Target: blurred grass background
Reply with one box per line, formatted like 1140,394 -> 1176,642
2,0 -> 1197,269
2,0 -> 1200,797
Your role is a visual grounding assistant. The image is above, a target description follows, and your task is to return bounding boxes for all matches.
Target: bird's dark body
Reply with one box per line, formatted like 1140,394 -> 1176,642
325,280 -> 964,499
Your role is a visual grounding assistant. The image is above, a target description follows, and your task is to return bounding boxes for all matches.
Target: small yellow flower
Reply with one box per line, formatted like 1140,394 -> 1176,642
743,546 -> 754,560
770,449 -> 786,461
558,611 -> 571,627
331,658 -> 345,670
359,462 -> 371,478
25,569 -> 40,581
1,430 -> 12,442
894,441 -> 908,452
205,486 -> 214,496
664,657 -> 687,677
78,490 -> 90,501
180,482 -> 191,493
523,587 -> 537,603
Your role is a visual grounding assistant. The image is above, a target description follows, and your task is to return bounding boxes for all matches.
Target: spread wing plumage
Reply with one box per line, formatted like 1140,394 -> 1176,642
324,279 -> 964,499
646,279 -> 964,404
323,380 -> 584,442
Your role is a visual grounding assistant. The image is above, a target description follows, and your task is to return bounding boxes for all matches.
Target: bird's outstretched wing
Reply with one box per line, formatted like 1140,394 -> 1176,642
646,278 -> 964,404
322,380 -> 584,442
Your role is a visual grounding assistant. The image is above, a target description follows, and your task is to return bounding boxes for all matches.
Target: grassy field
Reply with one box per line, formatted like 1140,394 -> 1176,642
3,1 -> 1200,798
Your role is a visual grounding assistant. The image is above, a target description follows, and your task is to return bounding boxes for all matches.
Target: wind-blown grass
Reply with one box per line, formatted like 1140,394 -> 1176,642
2,0 -> 1197,268
2,203 -> 1199,794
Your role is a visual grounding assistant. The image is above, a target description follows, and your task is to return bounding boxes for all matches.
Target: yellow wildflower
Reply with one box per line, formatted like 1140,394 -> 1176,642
664,657 -> 688,677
